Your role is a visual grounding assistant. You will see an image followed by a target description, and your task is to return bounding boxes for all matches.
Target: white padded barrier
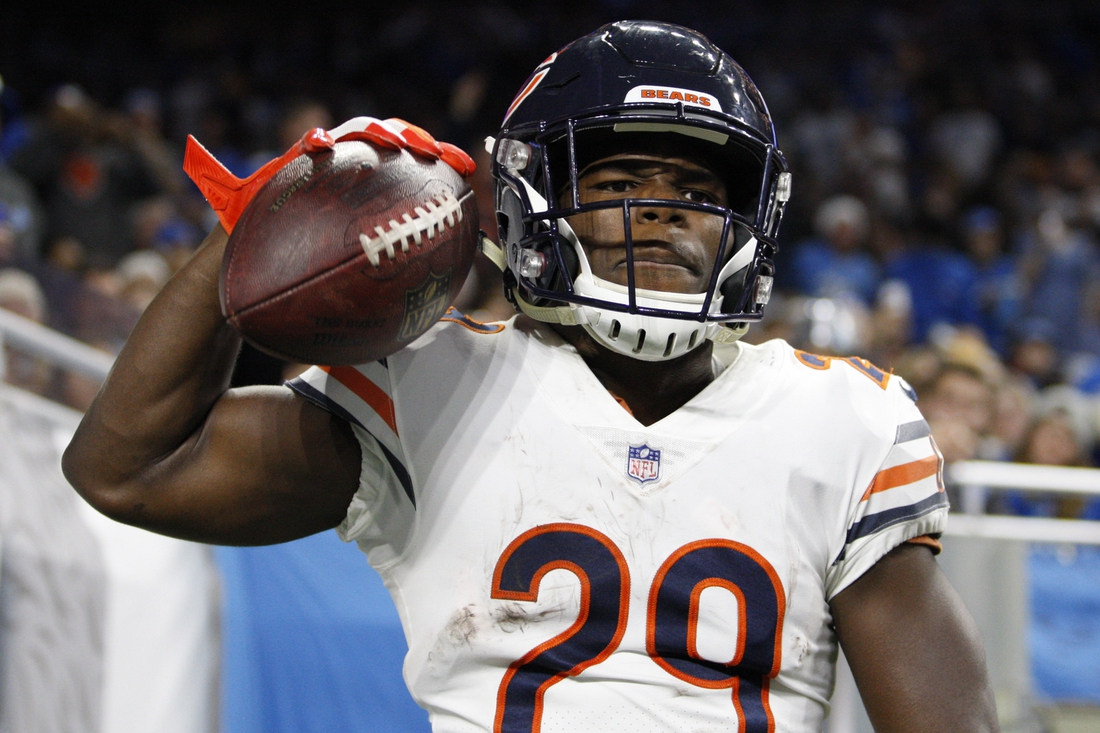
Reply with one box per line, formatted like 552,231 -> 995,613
0,316 -> 218,733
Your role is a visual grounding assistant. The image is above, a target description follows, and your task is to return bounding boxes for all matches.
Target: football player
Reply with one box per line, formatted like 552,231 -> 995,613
64,20 -> 998,732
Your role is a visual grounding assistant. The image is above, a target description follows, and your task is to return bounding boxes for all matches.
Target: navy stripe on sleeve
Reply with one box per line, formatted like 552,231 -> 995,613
833,492 -> 949,565
287,377 -> 416,508
894,419 -> 931,444
287,377 -> 364,429
374,440 -> 416,507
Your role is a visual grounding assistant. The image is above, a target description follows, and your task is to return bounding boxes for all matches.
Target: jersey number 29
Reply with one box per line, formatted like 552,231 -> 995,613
491,523 -> 785,733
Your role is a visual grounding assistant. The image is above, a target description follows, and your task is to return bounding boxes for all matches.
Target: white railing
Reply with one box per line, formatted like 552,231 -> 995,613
951,460 -> 1100,495
945,460 -> 1100,545
0,307 -> 114,382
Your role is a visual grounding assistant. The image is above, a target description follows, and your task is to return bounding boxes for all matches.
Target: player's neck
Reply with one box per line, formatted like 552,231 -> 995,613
550,324 -> 715,426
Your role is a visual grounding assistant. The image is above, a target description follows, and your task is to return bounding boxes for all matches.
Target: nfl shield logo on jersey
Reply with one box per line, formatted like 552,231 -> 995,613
627,444 -> 661,485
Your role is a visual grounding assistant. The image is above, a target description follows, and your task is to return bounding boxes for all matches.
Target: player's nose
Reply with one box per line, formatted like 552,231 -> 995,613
631,179 -> 690,225
633,203 -> 686,226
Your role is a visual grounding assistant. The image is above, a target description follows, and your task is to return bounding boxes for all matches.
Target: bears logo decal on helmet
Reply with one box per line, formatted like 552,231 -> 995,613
624,86 -> 720,110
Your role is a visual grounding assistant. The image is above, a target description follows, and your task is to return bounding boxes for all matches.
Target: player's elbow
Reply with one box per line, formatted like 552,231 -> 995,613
62,433 -> 147,525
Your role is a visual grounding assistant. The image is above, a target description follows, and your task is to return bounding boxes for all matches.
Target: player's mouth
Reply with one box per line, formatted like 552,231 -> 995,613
610,241 -> 705,276
590,240 -> 714,294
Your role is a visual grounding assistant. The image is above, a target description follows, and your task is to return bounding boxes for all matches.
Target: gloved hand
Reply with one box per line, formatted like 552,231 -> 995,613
184,117 -> 476,233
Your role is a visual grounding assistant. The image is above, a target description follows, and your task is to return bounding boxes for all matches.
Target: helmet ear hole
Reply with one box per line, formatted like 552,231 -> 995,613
556,241 -> 578,281
720,265 -> 751,313
497,186 -> 525,248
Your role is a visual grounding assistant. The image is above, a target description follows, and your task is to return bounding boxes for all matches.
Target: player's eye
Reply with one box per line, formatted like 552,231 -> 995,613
595,179 -> 638,193
682,189 -> 718,204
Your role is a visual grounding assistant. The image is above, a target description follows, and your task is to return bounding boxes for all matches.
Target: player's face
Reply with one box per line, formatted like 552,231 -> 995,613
565,154 -> 730,294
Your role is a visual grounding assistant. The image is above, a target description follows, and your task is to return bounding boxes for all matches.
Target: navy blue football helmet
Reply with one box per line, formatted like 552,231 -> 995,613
485,20 -> 791,360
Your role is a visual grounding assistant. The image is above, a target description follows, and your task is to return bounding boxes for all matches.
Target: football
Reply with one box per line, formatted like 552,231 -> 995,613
219,140 -> 480,365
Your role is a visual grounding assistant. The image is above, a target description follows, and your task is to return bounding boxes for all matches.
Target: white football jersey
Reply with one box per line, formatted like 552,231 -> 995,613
289,312 -> 947,733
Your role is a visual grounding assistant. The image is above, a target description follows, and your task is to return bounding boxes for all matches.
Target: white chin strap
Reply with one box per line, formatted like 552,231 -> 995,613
492,176 -> 752,361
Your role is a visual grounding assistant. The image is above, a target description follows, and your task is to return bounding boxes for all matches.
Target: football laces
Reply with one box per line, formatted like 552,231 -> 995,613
359,190 -> 473,266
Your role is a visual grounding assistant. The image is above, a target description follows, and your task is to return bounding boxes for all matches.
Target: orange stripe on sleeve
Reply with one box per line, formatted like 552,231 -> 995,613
907,535 -> 943,555
861,454 -> 940,502
321,365 -> 398,435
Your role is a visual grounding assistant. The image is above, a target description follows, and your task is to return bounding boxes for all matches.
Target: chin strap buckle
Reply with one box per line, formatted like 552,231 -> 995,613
711,323 -> 750,344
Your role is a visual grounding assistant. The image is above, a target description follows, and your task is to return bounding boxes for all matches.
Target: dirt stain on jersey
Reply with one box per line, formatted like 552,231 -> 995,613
791,633 -> 810,669
492,601 -> 571,633
445,604 -> 479,646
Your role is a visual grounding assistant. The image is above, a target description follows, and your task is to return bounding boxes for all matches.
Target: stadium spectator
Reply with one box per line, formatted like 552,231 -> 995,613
115,249 -> 171,313
119,87 -> 186,197
790,85 -> 855,195
241,98 -> 335,178
867,279 -> 915,369
130,196 -> 202,273
962,206 -> 1022,357
881,227 -> 980,345
42,235 -> 86,273
9,84 -> 164,268
1000,404 -> 1098,519
920,360 -> 998,463
1017,206 -> 1100,357
0,166 -> 42,267
0,81 -> 43,265
926,81 -> 1003,191
988,376 -> 1037,463
277,99 -> 333,153
0,267 -> 53,396
0,204 -> 19,268
1008,320 -> 1065,390
790,195 -> 881,305
0,266 -> 45,323
843,117 -> 912,221
1030,385 -> 1097,466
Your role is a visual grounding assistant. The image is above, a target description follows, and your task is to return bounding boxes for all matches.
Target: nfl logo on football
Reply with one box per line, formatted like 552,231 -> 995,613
627,444 -> 661,486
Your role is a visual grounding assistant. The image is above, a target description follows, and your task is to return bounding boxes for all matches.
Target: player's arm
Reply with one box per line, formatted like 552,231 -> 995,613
64,120 -> 474,546
62,224 -> 362,545
829,543 -> 999,732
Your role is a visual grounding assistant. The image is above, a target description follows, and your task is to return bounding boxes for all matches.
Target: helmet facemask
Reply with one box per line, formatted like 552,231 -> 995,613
491,114 -> 788,361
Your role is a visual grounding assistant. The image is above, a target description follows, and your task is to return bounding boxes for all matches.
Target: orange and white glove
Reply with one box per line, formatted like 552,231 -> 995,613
183,117 -> 476,233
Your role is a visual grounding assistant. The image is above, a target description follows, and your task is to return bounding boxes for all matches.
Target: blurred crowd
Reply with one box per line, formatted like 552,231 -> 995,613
2,1 -> 1100,519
